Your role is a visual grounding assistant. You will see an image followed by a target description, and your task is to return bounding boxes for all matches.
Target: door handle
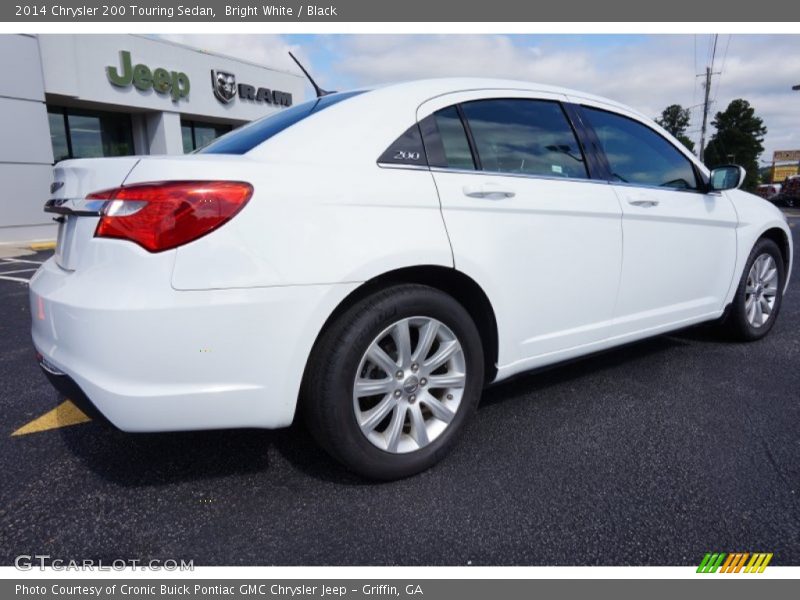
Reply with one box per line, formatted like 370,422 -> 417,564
462,183 -> 515,200
627,198 -> 660,207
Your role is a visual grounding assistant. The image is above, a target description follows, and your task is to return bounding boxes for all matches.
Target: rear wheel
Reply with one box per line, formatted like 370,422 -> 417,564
302,284 -> 484,480
718,237 -> 785,341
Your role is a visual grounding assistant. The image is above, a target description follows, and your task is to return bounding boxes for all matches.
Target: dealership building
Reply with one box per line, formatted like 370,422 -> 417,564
0,34 -> 304,243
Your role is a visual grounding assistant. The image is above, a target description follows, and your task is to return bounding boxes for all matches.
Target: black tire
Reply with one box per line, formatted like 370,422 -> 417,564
718,237 -> 785,341
301,284 -> 485,480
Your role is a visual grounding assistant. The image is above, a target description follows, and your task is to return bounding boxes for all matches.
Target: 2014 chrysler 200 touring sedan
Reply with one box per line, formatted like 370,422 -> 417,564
31,79 -> 792,479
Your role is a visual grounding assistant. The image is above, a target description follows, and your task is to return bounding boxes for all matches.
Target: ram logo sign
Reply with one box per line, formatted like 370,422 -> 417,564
211,70 -> 237,104
210,70 -> 293,107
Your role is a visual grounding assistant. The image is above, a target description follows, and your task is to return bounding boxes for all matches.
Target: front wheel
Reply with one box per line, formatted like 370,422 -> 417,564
302,284 -> 485,480
718,237 -> 785,341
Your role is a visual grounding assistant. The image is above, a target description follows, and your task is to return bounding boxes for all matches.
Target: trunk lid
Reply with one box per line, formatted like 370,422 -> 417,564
47,157 -> 140,271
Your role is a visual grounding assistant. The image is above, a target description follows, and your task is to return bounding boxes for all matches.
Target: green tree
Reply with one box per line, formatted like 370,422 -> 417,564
703,99 -> 767,191
655,104 -> 695,153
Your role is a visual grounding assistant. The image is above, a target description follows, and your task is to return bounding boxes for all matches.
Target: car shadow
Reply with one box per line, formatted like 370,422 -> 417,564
59,329 -> 711,487
58,410 -> 369,487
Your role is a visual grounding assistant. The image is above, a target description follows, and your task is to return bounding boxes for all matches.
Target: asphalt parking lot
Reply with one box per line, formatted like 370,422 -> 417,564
1,219 -> 799,567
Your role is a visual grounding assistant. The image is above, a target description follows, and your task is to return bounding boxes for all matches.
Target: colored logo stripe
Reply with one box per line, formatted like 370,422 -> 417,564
697,552 -> 773,573
698,553 -> 725,573
719,553 -> 749,573
745,553 -> 773,573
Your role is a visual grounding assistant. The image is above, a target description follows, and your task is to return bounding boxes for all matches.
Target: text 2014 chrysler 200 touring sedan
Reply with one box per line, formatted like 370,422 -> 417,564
30,79 -> 792,479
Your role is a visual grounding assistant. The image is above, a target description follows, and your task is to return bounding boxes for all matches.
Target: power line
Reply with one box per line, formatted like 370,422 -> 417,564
720,35 -> 731,78
692,34 -> 698,109
711,35 -> 732,109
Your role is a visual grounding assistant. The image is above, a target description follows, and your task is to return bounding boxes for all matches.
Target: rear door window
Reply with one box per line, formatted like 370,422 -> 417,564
429,106 -> 476,170
460,99 -> 588,179
409,106 -> 476,170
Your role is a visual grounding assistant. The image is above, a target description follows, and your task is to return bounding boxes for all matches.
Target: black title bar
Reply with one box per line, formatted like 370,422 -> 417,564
5,0 -> 800,22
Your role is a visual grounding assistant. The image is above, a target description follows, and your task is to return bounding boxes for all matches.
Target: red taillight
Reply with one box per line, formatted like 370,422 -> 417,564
89,181 -> 253,252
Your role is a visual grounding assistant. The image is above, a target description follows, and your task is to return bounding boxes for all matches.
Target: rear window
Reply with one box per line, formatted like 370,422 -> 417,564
199,91 -> 365,155
425,106 -> 476,170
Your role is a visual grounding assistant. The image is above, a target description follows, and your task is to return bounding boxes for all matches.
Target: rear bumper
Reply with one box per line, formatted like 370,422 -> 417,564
30,257 -> 357,432
36,359 -> 109,424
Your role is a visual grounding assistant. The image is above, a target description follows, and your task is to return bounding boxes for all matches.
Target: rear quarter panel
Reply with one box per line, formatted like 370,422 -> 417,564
121,156 -> 452,290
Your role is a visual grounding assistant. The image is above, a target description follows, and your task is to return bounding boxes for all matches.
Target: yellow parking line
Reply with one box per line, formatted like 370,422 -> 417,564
12,400 -> 91,436
29,241 -> 56,251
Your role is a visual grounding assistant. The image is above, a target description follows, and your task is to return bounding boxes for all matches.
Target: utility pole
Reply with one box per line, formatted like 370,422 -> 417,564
699,66 -> 713,161
696,34 -> 722,162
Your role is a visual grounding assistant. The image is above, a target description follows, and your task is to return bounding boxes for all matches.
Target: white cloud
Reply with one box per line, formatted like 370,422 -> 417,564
160,33 -> 307,75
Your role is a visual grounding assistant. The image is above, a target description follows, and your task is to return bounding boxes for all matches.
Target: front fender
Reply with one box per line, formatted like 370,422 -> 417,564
725,189 -> 793,306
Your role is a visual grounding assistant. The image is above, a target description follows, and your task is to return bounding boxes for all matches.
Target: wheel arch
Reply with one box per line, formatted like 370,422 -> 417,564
760,226 -> 792,280
302,265 -> 499,391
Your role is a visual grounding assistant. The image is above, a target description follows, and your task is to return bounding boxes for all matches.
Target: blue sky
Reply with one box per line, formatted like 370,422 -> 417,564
163,34 -> 800,163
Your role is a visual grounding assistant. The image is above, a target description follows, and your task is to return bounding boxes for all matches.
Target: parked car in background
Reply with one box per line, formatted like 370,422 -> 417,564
756,183 -> 781,200
30,79 -> 793,479
778,175 -> 800,207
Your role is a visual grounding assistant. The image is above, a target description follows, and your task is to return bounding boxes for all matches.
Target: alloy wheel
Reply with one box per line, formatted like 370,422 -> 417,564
745,253 -> 779,328
352,316 -> 467,453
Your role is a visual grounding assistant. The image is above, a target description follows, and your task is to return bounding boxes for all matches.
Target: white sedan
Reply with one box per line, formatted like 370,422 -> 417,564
30,79 -> 792,479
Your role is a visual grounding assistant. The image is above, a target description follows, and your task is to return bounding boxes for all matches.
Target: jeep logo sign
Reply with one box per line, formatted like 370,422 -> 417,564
107,51 -> 190,103
210,70 -> 293,107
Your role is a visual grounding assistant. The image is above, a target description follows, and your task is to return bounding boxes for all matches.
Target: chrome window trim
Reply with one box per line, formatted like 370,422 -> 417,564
376,162 -> 431,172
609,180 -> 712,196
378,161 -> 610,186
378,162 -> 717,194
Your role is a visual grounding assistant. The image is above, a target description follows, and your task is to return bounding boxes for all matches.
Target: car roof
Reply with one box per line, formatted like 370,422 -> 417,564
367,77 -> 641,118
248,77 -> 700,172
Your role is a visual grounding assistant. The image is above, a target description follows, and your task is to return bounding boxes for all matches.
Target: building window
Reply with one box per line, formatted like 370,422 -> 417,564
47,106 -> 134,163
181,120 -> 233,153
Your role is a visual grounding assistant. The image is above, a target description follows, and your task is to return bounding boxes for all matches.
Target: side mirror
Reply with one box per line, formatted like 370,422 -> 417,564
709,165 -> 746,191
